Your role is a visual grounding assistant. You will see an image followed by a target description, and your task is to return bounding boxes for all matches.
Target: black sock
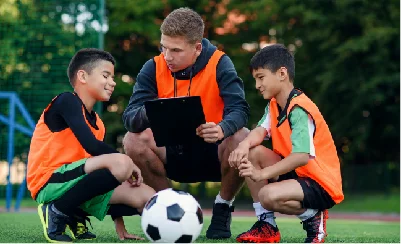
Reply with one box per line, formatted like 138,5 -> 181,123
107,204 -> 140,220
53,168 -> 121,217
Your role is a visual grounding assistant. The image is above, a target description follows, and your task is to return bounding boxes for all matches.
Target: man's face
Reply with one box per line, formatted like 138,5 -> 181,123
160,34 -> 201,72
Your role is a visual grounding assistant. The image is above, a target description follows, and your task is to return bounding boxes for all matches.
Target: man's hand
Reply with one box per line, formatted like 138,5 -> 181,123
228,142 -> 250,168
196,122 -> 224,143
114,217 -> 145,240
238,159 -> 263,182
127,164 -> 143,187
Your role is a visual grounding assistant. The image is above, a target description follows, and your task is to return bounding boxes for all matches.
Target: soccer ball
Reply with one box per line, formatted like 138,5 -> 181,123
141,188 -> 203,243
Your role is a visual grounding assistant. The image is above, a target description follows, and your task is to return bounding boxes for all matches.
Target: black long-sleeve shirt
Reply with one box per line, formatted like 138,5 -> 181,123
123,38 -> 250,139
45,92 -> 118,155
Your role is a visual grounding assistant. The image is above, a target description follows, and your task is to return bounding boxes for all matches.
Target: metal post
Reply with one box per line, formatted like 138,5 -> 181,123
96,0 -> 105,115
6,94 -> 16,212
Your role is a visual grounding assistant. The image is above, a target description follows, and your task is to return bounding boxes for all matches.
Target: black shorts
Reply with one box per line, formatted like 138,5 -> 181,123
278,171 -> 336,210
164,140 -> 221,183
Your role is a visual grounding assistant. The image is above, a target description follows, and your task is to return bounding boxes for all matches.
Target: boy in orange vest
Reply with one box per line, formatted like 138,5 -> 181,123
229,44 -> 344,243
27,48 -> 155,242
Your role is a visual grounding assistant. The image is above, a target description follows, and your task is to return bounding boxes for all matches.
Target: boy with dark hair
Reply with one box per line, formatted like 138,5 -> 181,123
27,48 -> 155,242
229,44 -> 344,243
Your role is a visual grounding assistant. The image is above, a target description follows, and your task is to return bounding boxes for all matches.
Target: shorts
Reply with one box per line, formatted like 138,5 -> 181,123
35,158 -> 113,221
164,140 -> 221,183
278,171 -> 336,210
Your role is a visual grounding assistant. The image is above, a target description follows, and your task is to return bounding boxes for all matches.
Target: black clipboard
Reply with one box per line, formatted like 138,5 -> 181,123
144,96 -> 206,147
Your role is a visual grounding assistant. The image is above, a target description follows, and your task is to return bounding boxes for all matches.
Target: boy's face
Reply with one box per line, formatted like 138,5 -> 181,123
83,60 -> 116,101
160,34 -> 202,72
252,68 -> 283,100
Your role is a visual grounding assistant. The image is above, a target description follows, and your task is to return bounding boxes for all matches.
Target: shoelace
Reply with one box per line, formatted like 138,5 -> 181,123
75,216 -> 93,235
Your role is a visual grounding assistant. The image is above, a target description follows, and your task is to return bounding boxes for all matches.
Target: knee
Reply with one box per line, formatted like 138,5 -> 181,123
111,154 -> 134,181
258,186 -> 280,211
228,128 -> 250,147
248,145 -> 266,165
123,129 -> 154,157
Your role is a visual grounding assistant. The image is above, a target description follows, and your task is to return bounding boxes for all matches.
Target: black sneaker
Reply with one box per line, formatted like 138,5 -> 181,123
302,210 -> 329,243
37,203 -> 73,243
206,203 -> 234,239
68,215 -> 96,240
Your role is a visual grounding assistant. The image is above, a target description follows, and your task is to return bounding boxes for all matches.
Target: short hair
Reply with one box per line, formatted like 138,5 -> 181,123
67,48 -> 115,86
250,44 -> 295,82
160,7 -> 204,44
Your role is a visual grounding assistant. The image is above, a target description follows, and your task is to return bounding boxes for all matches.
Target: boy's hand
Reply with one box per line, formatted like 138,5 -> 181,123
196,122 -> 224,143
114,217 -> 145,240
127,165 -> 143,187
238,159 -> 262,182
228,143 -> 250,168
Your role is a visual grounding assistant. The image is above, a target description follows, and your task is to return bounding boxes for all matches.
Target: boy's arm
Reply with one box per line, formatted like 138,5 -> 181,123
259,106 -> 314,180
52,93 -> 118,156
238,126 -> 267,149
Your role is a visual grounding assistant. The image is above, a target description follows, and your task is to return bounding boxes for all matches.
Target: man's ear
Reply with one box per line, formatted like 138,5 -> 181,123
76,70 -> 87,84
195,42 -> 202,57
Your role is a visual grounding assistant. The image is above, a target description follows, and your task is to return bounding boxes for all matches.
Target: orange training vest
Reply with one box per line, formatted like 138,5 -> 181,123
154,50 -> 225,123
27,94 -> 105,199
269,93 -> 344,204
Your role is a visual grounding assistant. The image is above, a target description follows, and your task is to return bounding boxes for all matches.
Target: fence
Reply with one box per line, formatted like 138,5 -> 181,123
0,0 -> 105,211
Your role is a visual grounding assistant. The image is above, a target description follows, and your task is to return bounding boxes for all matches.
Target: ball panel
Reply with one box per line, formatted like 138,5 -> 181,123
166,203 -> 185,222
179,212 -> 203,241
175,234 -> 193,243
157,221 -> 183,242
146,224 -> 161,241
176,194 -> 199,213
155,189 -> 181,207
196,206 -> 203,224
145,194 -> 158,210
142,203 -> 167,228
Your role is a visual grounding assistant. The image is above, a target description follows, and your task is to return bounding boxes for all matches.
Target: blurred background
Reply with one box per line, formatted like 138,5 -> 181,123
0,0 -> 399,214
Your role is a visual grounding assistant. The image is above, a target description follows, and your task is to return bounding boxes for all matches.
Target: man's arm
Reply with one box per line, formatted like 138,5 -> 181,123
51,93 -> 118,156
122,59 -> 158,133
216,55 -> 250,138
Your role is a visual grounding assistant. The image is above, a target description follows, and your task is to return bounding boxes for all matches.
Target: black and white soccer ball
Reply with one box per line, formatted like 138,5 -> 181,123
141,188 -> 203,243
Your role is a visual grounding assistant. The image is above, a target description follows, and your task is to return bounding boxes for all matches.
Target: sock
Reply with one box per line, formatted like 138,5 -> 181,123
51,203 -> 68,217
214,192 -> 234,206
253,202 -> 276,227
53,168 -> 121,217
297,208 -> 318,221
108,204 -> 140,220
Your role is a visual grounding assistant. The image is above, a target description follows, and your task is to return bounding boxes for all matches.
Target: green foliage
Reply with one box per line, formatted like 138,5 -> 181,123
0,0 -> 101,160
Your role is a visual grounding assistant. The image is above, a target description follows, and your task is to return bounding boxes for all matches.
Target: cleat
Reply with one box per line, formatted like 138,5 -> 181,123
37,203 -> 72,243
302,210 -> 329,243
68,214 -> 96,240
236,214 -> 280,243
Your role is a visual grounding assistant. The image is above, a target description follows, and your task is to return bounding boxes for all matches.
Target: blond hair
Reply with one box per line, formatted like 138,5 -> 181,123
160,7 -> 204,44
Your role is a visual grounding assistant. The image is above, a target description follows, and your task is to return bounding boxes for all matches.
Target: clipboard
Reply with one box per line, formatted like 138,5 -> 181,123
144,96 -> 206,147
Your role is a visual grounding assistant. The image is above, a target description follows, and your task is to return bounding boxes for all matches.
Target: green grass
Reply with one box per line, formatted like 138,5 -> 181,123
0,213 -> 399,243
330,192 -> 400,213
2,192 -> 400,213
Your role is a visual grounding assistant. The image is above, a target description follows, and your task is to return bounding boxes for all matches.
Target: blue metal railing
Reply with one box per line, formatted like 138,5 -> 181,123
0,92 -> 35,211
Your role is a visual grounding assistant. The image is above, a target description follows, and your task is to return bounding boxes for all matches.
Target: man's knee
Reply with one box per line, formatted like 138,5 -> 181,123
123,129 -> 154,156
224,127 -> 250,151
